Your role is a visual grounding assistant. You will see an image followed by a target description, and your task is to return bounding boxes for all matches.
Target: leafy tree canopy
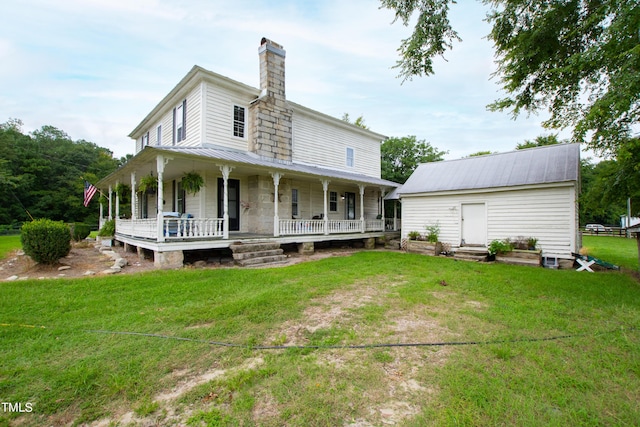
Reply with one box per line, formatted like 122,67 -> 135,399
380,0 -> 640,155
381,135 -> 447,183
516,134 -> 564,150
342,113 -> 370,130
0,119 -> 121,226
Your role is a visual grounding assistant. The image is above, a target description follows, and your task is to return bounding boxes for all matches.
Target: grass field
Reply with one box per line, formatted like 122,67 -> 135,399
1,248 -> 639,426
582,235 -> 639,271
0,235 -> 20,260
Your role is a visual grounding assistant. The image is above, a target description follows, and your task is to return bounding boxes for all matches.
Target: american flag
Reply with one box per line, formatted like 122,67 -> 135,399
83,180 -> 98,207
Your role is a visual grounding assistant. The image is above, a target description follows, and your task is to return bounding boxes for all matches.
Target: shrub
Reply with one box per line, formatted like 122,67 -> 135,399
70,222 -> 91,242
21,219 -> 71,265
488,239 -> 513,256
424,223 -> 440,243
408,231 -> 421,240
97,219 -> 115,237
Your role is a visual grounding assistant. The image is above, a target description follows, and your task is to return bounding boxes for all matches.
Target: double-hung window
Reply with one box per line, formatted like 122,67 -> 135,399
346,147 -> 354,168
156,125 -> 162,146
291,189 -> 299,217
233,105 -> 245,138
142,132 -> 149,147
173,99 -> 187,144
329,191 -> 338,212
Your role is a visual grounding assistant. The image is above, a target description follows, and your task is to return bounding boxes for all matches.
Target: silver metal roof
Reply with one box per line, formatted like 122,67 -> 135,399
155,146 -> 399,188
397,144 -> 580,196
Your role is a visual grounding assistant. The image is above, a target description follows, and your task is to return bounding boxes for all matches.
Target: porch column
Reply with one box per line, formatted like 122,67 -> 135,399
131,172 -> 137,219
380,187 -> 386,230
219,165 -> 234,239
99,202 -> 104,228
321,180 -> 330,235
108,185 -> 113,220
394,200 -> 399,231
115,180 -> 120,220
271,172 -> 283,237
359,184 -> 365,233
157,155 -> 165,242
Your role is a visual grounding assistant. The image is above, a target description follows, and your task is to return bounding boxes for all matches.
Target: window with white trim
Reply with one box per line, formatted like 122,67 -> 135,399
292,188 -> 299,217
329,191 -> 338,212
346,147 -> 354,167
233,105 -> 245,138
142,131 -> 149,146
156,125 -> 162,146
173,99 -> 187,144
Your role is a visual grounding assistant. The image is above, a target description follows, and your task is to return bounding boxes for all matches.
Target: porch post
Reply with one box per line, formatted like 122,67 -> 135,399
219,165 -> 234,239
115,180 -> 120,220
394,200 -> 399,231
157,155 -> 165,242
131,172 -> 137,219
108,185 -> 113,220
380,187 -> 386,230
99,202 -> 104,228
359,184 -> 365,233
321,179 -> 330,235
271,172 -> 282,237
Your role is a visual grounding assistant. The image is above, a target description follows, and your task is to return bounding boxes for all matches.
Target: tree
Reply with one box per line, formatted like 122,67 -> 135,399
466,150 -> 496,157
380,0 -> 640,155
342,113 -> 370,130
0,119 -> 120,225
381,135 -> 447,183
516,134 -> 562,150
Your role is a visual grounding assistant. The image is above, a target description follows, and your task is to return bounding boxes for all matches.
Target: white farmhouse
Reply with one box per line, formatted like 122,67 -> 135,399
97,38 -> 400,268
396,144 -> 581,265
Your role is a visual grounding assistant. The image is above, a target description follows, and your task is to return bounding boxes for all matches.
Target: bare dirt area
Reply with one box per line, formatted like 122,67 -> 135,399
0,240 -> 157,281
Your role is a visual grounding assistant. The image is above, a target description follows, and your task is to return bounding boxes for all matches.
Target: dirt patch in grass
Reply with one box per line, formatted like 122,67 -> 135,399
0,240 -> 156,280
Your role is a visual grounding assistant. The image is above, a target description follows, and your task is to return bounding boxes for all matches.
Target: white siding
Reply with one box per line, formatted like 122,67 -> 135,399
292,112 -> 381,178
401,184 -> 578,257
204,81 -> 253,151
177,85 -> 202,148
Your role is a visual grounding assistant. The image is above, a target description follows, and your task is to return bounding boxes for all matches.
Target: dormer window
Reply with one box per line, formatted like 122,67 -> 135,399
234,105 -> 245,138
173,99 -> 187,144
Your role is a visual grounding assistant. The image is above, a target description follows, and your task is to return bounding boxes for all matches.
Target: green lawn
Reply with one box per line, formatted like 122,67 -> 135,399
582,235 -> 639,271
0,234 -> 21,260
1,250 -> 639,426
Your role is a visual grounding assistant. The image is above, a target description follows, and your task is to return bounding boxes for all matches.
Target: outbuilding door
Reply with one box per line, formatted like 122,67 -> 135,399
461,203 -> 486,246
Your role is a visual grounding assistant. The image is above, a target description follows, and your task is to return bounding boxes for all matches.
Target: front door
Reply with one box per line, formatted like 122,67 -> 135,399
345,192 -> 356,220
461,203 -> 486,246
218,178 -> 240,231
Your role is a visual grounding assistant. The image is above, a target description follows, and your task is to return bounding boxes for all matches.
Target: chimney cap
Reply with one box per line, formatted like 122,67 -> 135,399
260,37 -> 284,50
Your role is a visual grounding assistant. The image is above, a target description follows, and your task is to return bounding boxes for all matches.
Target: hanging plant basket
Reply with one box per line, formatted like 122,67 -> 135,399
138,174 -> 157,194
182,171 -> 204,195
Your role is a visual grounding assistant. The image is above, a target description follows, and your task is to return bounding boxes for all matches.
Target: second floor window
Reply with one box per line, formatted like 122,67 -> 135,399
234,105 -> 245,138
156,125 -> 162,146
346,147 -> 354,167
173,99 -> 187,144
142,132 -> 149,146
292,188 -> 299,217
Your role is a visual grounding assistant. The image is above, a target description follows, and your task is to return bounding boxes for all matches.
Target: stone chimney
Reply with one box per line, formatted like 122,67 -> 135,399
249,38 -> 293,161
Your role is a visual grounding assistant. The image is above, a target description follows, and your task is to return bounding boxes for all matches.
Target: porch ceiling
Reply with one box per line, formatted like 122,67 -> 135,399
98,145 -> 400,190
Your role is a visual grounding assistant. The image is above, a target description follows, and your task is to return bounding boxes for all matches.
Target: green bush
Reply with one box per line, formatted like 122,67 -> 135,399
97,219 -> 115,237
488,239 -> 513,256
21,219 -> 71,265
70,222 -> 91,242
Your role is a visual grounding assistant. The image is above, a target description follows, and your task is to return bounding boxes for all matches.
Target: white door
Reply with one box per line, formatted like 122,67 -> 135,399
461,203 -> 486,246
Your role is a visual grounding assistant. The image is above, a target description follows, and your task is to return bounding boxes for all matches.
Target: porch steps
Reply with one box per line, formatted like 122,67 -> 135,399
229,242 -> 287,267
454,247 -> 489,262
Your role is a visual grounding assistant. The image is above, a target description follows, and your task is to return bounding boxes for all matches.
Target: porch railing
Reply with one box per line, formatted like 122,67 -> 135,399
116,219 -> 157,239
116,218 -> 224,240
163,218 -> 224,239
279,219 -> 325,236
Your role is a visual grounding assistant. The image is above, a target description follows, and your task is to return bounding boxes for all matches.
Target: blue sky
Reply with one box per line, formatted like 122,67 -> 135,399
1,0 -> 572,160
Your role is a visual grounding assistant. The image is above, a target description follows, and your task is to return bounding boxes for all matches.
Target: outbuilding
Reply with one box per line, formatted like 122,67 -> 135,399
396,144 -> 581,263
